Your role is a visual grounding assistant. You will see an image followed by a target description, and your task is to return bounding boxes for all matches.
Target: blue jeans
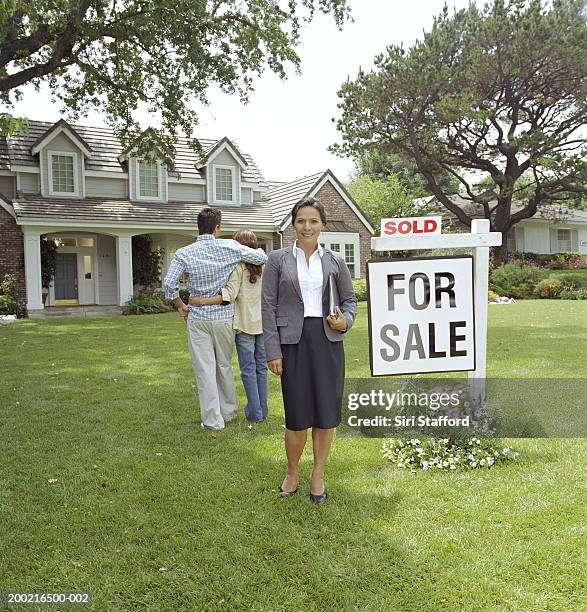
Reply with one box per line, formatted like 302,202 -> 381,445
234,332 -> 268,422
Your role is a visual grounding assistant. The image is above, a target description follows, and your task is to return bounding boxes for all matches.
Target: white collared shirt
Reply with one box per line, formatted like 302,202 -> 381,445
293,240 -> 324,317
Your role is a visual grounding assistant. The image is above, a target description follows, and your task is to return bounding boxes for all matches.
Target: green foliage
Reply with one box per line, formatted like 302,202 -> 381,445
179,289 -> 190,305
0,0 -> 350,163
357,150 -> 459,196
0,273 -> 24,316
346,173 -> 419,231
534,278 -> 563,299
352,278 -> 367,302
559,287 -> 587,299
488,289 -> 501,302
490,262 -> 544,299
0,113 -> 28,136
552,272 -> 581,289
122,291 -> 173,315
333,0 -> 587,263
132,235 -> 161,289
40,236 -> 58,289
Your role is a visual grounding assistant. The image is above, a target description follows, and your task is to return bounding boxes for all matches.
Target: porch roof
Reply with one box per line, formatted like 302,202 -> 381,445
12,194 -> 277,230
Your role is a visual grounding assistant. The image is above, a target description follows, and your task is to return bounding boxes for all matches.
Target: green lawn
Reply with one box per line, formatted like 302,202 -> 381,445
1,301 -> 586,611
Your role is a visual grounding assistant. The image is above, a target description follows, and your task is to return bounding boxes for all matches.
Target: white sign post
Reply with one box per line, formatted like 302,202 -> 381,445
368,219 -> 502,403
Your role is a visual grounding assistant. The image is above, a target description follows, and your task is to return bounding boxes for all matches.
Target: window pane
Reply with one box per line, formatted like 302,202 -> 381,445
215,167 -> 233,201
557,229 -> 570,240
138,161 -> 159,198
84,255 -> 92,279
78,238 -> 94,247
58,237 -> 77,247
330,243 -> 340,253
344,243 -> 355,263
51,155 -> 75,193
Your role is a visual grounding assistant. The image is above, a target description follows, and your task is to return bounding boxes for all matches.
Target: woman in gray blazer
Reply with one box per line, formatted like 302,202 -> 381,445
262,197 -> 357,504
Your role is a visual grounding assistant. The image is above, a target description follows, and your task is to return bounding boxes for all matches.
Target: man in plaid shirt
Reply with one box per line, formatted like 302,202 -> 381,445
164,208 -> 267,430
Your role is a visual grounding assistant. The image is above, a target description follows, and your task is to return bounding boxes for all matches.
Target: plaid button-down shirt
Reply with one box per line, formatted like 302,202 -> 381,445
164,234 -> 268,320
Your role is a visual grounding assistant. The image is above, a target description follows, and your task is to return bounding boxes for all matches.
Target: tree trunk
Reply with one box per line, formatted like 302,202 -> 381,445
493,238 -> 509,266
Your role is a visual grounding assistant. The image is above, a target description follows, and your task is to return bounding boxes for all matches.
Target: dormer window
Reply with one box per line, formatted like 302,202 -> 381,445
48,151 -> 78,196
214,165 -> 235,203
137,159 -> 161,200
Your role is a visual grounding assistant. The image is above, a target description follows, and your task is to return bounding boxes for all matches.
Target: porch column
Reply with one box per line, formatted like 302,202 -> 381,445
23,229 -> 43,311
115,234 -> 133,306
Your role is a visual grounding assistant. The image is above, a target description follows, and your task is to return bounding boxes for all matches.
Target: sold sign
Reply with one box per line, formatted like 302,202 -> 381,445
381,216 -> 442,237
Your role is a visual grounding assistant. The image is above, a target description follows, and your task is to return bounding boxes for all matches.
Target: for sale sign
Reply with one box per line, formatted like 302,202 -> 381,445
367,256 -> 475,376
380,215 -> 442,237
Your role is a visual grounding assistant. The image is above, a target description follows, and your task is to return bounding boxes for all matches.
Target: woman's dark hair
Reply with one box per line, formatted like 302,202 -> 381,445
233,229 -> 263,283
198,207 -> 222,235
291,197 -> 327,226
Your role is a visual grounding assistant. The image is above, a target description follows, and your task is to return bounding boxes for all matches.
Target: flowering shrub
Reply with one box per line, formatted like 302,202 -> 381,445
382,437 -> 519,471
508,251 -> 586,269
533,278 -> 563,298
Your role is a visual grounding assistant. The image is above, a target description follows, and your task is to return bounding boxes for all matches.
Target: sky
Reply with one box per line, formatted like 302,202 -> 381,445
8,0 -> 476,183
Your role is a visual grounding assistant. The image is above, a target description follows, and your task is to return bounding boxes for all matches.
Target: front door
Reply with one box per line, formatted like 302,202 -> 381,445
54,253 -> 78,303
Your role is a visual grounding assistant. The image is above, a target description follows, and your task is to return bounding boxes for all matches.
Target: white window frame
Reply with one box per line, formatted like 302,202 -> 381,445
47,150 -> 79,197
213,164 -> 236,204
135,158 -> 163,201
320,231 -> 361,278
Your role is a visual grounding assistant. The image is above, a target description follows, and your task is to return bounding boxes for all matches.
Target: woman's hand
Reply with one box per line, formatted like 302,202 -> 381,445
189,295 -> 205,307
268,358 -> 283,376
327,306 -> 348,332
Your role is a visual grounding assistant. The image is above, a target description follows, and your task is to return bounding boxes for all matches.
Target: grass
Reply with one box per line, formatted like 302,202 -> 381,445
1,301 -> 586,610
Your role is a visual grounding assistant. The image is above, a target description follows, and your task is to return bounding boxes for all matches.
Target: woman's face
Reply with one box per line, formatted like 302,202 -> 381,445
294,205 -> 324,246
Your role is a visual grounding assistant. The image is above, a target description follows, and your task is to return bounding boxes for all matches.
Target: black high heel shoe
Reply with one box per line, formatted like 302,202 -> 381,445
309,490 -> 327,504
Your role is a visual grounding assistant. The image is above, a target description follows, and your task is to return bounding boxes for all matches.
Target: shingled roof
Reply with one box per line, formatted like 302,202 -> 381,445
1,119 -> 265,182
263,170 -> 375,233
263,171 -> 325,226
12,193 -> 276,230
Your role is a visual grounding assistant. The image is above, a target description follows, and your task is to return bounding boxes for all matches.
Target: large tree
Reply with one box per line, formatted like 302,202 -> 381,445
357,149 -> 459,196
0,0 -> 349,161
332,0 -> 587,262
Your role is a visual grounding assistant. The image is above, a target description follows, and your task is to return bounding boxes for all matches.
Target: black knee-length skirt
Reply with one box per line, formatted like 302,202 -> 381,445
281,317 -> 345,431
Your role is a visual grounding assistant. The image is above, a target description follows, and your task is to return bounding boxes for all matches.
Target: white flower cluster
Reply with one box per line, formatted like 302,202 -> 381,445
381,437 -> 519,471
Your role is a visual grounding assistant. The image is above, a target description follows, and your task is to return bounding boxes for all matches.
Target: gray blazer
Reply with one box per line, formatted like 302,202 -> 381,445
261,245 -> 358,362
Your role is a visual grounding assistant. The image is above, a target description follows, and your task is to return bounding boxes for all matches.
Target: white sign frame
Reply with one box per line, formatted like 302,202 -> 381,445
367,255 -> 476,376
369,219 -> 502,402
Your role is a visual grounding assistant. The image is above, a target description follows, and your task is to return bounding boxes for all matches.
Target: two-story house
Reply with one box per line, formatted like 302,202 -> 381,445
0,119 -> 374,315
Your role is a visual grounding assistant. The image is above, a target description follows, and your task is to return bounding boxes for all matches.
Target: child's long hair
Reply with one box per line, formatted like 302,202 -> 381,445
233,230 -> 263,283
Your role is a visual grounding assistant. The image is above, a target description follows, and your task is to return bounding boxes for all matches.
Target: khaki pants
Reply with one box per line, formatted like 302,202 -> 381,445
187,316 -> 238,429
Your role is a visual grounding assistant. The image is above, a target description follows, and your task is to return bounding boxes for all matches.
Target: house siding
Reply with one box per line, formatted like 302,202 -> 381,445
0,207 -> 26,307
518,219 -> 587,255
40,132 -> 84,197
0,175 -> 16,199
280,180 -> 371,277
18,172 -> 40,193
86,176 -> 128,199
168,182 -> 205,202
